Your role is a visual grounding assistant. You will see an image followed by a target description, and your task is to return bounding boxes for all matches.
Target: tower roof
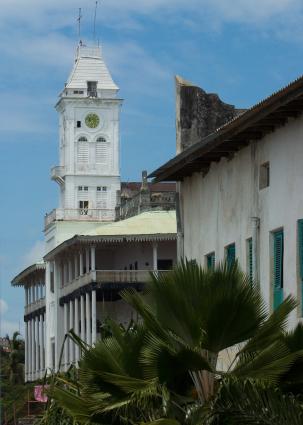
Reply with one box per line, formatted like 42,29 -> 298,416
65,44 -> 119,91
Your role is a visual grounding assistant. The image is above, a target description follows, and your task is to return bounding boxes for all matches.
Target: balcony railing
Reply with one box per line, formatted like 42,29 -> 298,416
59,270 -> 170,297
51,165 -> 65,181
25,298 -> 46,316
45,208 -> 115,227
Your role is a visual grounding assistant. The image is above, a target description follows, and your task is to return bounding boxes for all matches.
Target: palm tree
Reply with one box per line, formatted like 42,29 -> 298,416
7,331 -> 24,385
123,261 -> 298,404
50,261 -> 302,424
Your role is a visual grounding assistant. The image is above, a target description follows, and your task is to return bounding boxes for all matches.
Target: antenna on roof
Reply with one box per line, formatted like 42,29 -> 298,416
77,8 -> 82,41
93,1 -> 98,43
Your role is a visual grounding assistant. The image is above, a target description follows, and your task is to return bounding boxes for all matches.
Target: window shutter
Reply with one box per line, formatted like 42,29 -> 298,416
248,238 -> 253,282
77,141 -> 89,163
96,138 -> 108,164
298,220 -> 303,314
207,252 -> 215,270
226,244 -> 236,268
273,230 -> 284,309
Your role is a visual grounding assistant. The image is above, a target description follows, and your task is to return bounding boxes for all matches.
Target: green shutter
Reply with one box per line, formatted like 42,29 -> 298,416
298,220 -> 303,315
273,230 -> 284,310
226,244 -> 236,268
207,252 -> 215,270
248,238 -> 253,282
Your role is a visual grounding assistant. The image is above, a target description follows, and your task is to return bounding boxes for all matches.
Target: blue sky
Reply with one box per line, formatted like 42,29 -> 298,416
1,0 -> 303,335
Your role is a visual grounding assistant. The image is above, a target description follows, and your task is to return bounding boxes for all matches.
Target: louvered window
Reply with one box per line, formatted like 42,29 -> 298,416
96,187 -> 108,209
96,137 -> 108,164
298,220 -> 303,315
247,238 -> 253,282
226,243 -> 236,268
77,137 -> 89,163
273,230 -> 284,310
206,252 -> 215,270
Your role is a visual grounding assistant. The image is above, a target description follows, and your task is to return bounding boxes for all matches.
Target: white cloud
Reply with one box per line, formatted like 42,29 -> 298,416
22,240 -> 45,268
0,299 -> 8,315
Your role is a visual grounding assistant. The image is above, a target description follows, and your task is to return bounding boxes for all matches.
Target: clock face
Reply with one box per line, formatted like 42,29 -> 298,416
85,113 -> 100,129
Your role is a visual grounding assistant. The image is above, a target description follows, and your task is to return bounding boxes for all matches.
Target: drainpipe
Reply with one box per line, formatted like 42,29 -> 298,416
251,217 -> 260,284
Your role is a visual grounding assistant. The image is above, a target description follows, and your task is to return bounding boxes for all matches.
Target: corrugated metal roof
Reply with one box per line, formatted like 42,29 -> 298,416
85,210 -> 177,236
11,262 -> 46,287
66,45 -> 118,91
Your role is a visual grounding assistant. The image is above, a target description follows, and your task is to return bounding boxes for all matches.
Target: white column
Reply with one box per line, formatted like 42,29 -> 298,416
68,259 -> 73,283
91,246 -> 96,272
79,251 -> 84,276
31,318 -> 35,380
152,242 -> 158,271
64,302 -> 68,369
25,287 -> 28,306
74,298 -> 80,361
74,254 -> 78,279
39,315 -> 43,377
35,316 -> 39,375
32,284 -> 35,303
28,320 -> 32,381
80,295 -> 85,345
92,290 -> 97,344
86,247 -> 90,273
86,293 -> 91,345
63,262 -> 68,286
69,300 -> 74,364
25,321 -> 28,381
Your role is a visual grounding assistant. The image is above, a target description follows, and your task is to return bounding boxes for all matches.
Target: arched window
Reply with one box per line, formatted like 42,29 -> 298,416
77,136 -> 89,163
96,136 -> 108,164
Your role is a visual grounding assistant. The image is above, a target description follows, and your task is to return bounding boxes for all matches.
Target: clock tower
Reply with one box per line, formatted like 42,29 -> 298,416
49,44 -> 122,228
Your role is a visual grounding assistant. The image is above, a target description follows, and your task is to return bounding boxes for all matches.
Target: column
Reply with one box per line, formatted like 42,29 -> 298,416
91,246 -> 96,272
69,300 -> 74,363
28,320 -> 32,381
74,298 -> 80,361
68,259 -> 73,283
32,284 -> 35,303
25,287 -> 28,306
74,254 -> 78,279
36,284 -> 39,301
64,302 -> 68,369
92,290 -> 97,344
79,251 -> 84,276
31,318 -> 35,380
86,293 -> 91,345
39,314 -> 44,376
63,262 -> 68,286
86,247 -> 90,273
35,316 -> 39,375
25,321 -> 28,381
80,295 -> 85,345
152,242 -> 158,271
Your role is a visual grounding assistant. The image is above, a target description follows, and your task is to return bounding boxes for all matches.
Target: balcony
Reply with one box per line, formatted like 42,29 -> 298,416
59,269 -> 168,298
44,208 -> 115,228
25,298 -> 46,316
51,166 -> 65,185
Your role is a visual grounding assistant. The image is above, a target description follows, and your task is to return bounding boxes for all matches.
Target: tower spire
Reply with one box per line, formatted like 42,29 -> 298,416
93,1 -> 98,43
77,8 -> 82,41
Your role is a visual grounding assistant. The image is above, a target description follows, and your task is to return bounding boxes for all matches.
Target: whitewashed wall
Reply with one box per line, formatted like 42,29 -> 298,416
182,115 -> 303,326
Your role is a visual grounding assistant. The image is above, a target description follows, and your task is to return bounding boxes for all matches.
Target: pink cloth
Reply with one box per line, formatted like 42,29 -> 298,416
34,385 -> 48,402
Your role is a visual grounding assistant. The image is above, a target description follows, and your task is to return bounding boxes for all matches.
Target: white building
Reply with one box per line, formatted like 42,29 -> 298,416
12,43 -> 177,382
151,74 -> 303,327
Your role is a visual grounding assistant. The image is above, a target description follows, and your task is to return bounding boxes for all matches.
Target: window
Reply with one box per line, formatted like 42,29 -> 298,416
78,186 -> 83,191
79,200 -> 89,215
259,162 -> 270,189
247,238 -> 253,282
225,243 -> 236,268
298,220 -> 303,315
97,186 -> 101,191
87,81 -> 97,97
50,265 -> 54,293
74,90 -> 84,95
272,229 -> 284,309
96,137 -> 108,164
77,121 -> 81,128
102,186 -> 107,191
84,186 -> 88,191
206,252 -> 215,270
77,137 -> 89,163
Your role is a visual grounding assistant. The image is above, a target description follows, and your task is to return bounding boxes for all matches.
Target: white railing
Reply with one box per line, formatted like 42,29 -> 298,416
25,298 -> 46,315
60,270 -> 170,297
51,165 -> 65,180
44,208 -> 115,227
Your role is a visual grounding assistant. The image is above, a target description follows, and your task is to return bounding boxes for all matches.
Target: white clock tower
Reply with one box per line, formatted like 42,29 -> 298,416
48,44 -> 122,231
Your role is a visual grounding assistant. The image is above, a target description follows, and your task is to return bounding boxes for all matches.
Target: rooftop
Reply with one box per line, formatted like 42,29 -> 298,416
150,74 -> 303,182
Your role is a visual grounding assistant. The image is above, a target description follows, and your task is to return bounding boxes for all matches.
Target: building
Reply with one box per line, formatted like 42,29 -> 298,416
12,43 -> 177,382
151,74 -> 303,327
